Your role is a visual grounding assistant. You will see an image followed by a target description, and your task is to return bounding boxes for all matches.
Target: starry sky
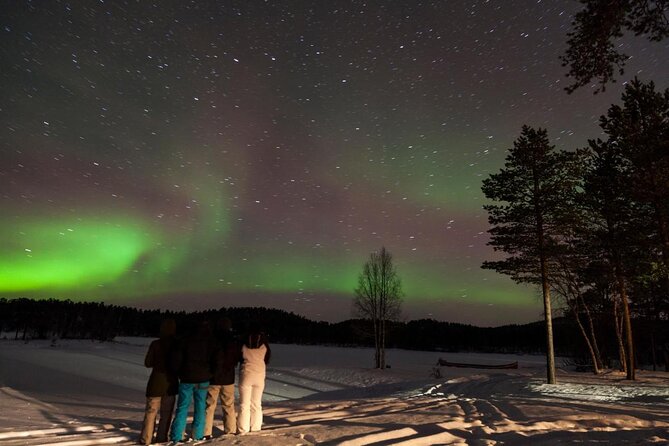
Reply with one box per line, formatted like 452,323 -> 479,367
1,1 -> 667,326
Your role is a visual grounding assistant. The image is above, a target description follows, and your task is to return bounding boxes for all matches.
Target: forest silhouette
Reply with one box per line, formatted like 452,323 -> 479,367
2,297 -> 666,371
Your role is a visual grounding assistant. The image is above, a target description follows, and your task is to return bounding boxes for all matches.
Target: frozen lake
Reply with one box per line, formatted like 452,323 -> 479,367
0,338 -> 667,445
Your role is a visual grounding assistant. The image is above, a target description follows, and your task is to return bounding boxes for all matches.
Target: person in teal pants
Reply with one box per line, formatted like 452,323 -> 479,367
169,320 -> 215,443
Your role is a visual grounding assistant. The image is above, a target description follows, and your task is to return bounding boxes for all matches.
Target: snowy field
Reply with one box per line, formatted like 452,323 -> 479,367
0,337 -> 668,445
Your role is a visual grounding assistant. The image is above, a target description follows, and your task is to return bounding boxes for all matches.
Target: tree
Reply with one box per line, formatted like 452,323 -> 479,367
561,0 -> 669,93
550,235 -> 605,375
600,79 -> 669,296
579,79 -> 669,378
581,139 -> 639,379
482,126 -> 584,384
353,246 -> 403,369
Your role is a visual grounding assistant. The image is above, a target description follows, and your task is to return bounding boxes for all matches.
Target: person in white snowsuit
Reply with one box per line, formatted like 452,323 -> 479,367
237,325 -> 271,434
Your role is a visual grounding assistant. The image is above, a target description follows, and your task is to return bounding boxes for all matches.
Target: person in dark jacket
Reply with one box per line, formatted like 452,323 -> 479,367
169,320 -> 216,443
203,317 -> 241,438
237,322 -> 271,434
139,318 -> 178,445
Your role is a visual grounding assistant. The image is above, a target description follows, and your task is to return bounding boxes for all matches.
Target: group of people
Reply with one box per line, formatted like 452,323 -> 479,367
139,317 -> 271,445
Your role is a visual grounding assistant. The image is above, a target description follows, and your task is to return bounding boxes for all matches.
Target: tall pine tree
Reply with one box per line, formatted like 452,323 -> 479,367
482,126 -> 583,384
600,79 -> 669,311
581,79 -> 669,378
582,139 -> 638,379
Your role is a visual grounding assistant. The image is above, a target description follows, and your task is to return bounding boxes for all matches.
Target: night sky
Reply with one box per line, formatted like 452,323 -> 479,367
1,1 -> 667,326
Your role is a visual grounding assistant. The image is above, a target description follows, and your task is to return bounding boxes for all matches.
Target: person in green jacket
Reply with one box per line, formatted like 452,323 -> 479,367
139,319 -> 178,445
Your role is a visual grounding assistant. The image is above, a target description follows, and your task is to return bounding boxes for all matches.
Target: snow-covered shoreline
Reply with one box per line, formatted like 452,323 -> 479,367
0,338 -> 667,445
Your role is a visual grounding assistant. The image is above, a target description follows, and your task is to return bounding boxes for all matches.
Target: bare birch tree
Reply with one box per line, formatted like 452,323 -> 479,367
353,246 -> 402,369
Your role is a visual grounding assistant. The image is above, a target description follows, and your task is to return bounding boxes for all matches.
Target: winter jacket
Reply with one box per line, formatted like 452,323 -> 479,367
240,333 -> 271,377
211,330 -> 241,385
171,333 -> 216,383
144,337 -> 178,397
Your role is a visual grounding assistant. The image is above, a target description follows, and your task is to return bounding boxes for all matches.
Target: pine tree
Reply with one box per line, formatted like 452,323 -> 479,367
582,138 -> 639,379
601,79 -> 669,300
482,126 -> 584,384
580,79 -> 669,378
561,1 -> 669,93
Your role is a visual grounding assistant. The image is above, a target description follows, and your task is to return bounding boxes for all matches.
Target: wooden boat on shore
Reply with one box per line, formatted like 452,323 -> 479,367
437,358 -> 519,370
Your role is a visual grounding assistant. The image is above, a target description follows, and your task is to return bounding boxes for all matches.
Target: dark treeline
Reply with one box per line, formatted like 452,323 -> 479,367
1,298 -> 666,368
0,298 -> 329,345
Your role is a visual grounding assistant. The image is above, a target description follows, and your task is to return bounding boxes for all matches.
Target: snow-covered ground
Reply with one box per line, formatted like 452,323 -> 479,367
0,337 -> 667,445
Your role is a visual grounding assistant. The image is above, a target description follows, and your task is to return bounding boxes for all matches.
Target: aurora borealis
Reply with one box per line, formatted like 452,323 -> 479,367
1,1 -> 667,325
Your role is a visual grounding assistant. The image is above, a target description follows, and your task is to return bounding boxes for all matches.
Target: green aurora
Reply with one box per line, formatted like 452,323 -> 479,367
0,215 -> 160,292
0,208 -> 531,310
2,1 -> 663,324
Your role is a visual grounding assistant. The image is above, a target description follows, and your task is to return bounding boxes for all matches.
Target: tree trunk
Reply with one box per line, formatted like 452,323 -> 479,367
536,227 -> 556,383
613,301 -> 627,373
380,318 -> 386,369
573,307 -> 601,374
581,295 -> 603,371
605,213 -> 634,380
533,163 -> 556,384
540,264 -> 557,384
615,273 -> 635,380
373,317 -> 380,369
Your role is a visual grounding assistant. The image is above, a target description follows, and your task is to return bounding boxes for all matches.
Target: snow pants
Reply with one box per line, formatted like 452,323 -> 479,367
237,372 -> 265,433
204,384 -> 237,436
139,395 -> 175,444
169,381 -> 209,442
